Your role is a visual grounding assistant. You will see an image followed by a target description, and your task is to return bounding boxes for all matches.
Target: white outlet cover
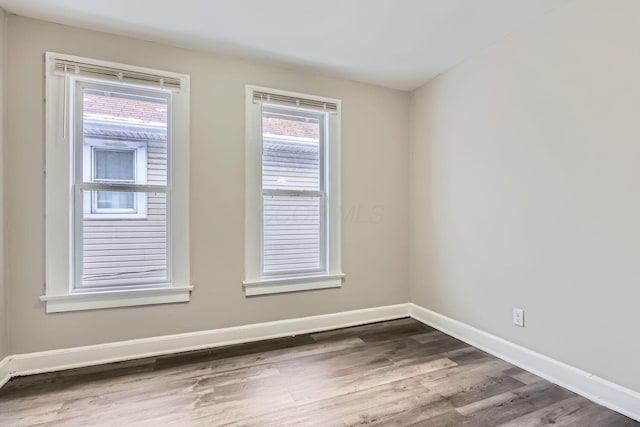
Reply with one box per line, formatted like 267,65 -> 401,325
513,307 -> 524,327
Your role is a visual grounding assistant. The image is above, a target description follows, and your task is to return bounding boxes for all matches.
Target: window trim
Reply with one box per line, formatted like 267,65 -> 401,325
42,52 -> 191,313
243,85 -> 343,296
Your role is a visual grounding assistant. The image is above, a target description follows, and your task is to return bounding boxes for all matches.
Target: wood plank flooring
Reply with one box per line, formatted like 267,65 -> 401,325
0,318 -> 637,426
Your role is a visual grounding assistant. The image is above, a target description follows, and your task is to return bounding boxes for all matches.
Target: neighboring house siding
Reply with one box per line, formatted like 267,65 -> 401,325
82,138 -> 168,286
82,118 -> 319,283
262,136 -> 322,273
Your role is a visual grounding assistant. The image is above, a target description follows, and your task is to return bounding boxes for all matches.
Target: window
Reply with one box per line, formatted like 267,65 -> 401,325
42,53 -> 191,313
244,86 -> 343,296
93,148 -> 138,212
84,141 -> 148,218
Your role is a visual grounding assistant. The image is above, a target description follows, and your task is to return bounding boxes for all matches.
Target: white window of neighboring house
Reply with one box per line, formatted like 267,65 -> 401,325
43,52 -> 191,313
243,86 -> 344,296
83,141 -> 148,219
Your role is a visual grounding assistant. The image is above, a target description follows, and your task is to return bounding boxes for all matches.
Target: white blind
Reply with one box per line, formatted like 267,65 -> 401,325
253,90 -> 338,112
52,58 -> 182,89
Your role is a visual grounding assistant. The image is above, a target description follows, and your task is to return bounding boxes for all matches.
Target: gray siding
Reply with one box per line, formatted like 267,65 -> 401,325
262,137 -> 323,274
82,139 -> 168,286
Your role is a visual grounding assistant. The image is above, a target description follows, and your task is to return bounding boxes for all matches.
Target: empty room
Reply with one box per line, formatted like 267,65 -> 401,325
0,0 -> 639,425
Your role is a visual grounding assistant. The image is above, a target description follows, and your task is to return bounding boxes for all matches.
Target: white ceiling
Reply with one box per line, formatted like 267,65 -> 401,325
0,0 -> 568,91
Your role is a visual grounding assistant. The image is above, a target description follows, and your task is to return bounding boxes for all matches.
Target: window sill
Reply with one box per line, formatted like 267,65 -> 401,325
242,274 -> 345,296
40,286 -> 193,313
83,212 -> 148,220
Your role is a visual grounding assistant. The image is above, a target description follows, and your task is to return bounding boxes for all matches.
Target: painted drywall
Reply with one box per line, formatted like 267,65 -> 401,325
5,15 -> 410,354
0,8 -> 6,360
410,0 -> 640,392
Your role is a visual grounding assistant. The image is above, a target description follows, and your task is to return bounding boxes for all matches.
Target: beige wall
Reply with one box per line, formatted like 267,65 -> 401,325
0,8 -> 6,360
410,0 -> 640,392
5,15 -> 410,354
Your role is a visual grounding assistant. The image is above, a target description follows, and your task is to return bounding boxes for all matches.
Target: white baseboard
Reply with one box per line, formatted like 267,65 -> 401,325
408,303 -> 640,422
2,304 -> 410,380
1,302 -> 638,423
0,356 -> 11,389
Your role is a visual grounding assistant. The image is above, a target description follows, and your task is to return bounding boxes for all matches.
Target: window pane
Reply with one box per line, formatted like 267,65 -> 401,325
96,191 -> 135,210
83,88 -> 168,186
94,149 -> 135,182
263,195 -> 322,273
262,110 -> 320,191
80,190 -> 168,287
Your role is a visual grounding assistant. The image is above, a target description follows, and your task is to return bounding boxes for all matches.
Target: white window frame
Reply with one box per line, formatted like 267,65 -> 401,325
42,52 -> 191,313
243,85 -> 344,296
83,140 -> 148,219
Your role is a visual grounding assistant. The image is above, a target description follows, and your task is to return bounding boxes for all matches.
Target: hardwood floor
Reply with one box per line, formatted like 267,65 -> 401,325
0,318 -> 637,426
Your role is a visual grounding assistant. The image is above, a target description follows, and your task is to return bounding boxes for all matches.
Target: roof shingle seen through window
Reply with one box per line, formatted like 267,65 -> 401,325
83,92 -> 168,124
84,92 -> 320,140
262,117 -> 319,140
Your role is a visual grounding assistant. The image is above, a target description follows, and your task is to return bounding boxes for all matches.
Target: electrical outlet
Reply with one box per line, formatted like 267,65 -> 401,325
513,307 -> 524,327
